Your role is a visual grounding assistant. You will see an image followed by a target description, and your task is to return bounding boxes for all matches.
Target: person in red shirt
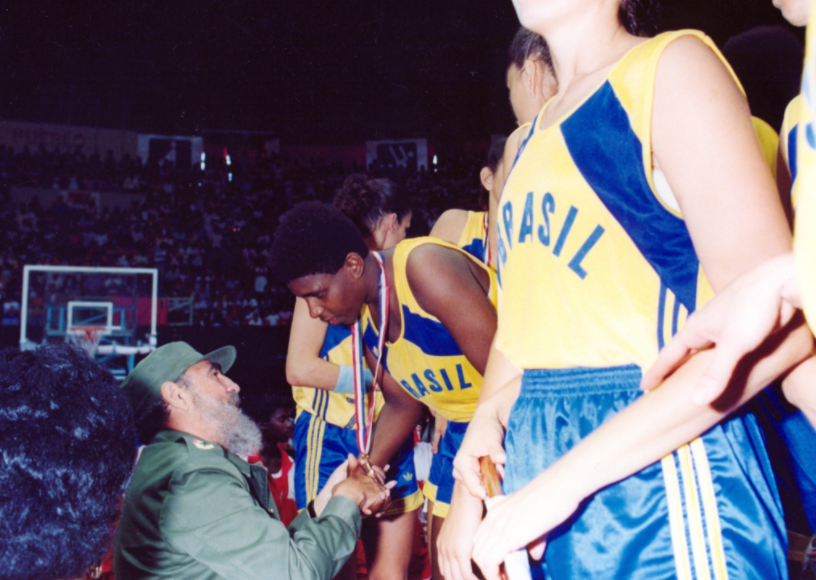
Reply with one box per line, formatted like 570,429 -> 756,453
246,393 -> 299,526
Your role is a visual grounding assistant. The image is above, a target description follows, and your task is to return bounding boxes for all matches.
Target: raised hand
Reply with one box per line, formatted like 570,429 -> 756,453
452,378 -> 520,499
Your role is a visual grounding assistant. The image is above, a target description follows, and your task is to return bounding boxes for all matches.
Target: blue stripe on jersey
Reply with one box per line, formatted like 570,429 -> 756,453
309,387 -> 320,413
561,81 -> 700,312
364,307 -> 463,360
461,239 -> 487,263
401,305 -> 463,357
320,324 -> 351,359
314,389 -> 328,421
789,123 -> 799,187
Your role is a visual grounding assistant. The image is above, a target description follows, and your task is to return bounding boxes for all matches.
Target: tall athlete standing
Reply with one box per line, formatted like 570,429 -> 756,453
450,1 -> 814,580
285,175 -> 421,580
271,202 -> 498,580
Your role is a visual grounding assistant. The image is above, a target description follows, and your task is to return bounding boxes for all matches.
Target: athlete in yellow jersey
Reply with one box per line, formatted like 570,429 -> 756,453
285,175 -> 422,580
359,236 -> 497,525
270,202 -> 498,580
448,1 -> 814,579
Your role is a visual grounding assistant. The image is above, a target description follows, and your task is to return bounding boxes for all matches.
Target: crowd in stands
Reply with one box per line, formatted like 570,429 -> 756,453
0,143 -> 488,327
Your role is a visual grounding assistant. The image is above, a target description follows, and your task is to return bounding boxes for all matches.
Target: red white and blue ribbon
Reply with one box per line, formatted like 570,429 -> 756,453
483,212 -> 491,267
351,251 -> 389,454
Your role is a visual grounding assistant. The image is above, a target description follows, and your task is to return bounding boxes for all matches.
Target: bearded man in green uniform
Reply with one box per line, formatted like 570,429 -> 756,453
114,342 -> 390,580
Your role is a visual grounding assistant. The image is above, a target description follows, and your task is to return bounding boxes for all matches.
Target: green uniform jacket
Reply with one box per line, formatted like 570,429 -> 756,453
113,430 -> 361,580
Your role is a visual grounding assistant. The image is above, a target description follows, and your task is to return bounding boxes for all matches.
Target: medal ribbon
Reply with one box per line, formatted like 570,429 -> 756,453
483,212 -> 491,267
351,251 -> 389,454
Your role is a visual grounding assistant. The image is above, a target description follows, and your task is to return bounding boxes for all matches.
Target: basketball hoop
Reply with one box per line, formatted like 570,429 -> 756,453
66,326 -> 107,358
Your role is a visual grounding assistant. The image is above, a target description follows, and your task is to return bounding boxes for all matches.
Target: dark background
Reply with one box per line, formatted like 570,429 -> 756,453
0,0 -> 801,145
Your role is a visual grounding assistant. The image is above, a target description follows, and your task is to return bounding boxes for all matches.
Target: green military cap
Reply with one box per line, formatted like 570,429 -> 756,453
121,341 -> 236,427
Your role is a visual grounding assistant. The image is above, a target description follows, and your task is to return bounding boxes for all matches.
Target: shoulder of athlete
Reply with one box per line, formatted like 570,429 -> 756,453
430,208 -> 470,245
653,34 -> 744,110
652,33 -> 749,170
404,244 -> 486,316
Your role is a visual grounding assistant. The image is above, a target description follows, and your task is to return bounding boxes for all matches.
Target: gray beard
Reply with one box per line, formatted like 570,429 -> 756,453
192,391 -> 262,457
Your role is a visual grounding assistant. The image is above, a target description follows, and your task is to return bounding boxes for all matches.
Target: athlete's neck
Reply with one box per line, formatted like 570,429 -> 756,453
533,9 -> 636,99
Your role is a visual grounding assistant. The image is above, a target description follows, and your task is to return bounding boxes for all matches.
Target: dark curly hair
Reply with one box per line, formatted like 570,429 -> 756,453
333,174 -> 411,239
508,26 -> 553,72
619,0 -> 659,37
0,343 -> 138,580
270,201 -> 369,284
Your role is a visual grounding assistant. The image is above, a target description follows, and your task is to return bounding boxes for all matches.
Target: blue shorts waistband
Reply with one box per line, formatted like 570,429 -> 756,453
521,364 -> 642,397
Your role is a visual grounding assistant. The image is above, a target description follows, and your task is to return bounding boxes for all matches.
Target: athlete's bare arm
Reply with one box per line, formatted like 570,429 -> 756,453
365,343 -> 425,469
452,342 -> 522,498
405,245 -> 496,375
403,244 -> 500,580
429,209 -> 470,246
653,36 -> 791,288
285,298 -> 342,389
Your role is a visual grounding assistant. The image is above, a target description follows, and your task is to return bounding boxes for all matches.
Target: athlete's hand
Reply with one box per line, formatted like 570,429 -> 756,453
437,483 -> 484,580
332,455 -> 395,517
641,253 -> 801,405
453,379 -> 520,499
472,464 -> 581,580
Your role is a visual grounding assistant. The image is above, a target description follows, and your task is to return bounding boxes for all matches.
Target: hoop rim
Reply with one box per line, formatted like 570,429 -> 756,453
66,325 -> 110,337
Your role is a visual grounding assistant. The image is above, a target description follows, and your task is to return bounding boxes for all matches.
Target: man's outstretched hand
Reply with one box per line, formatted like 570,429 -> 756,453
332,455 -> 394,517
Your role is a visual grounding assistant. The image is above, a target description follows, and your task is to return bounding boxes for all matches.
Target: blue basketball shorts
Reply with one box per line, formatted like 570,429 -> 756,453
751,384 -> 816,533
504,365 -> 787,580
294,410 -> 423,516
424,419 -> 469,518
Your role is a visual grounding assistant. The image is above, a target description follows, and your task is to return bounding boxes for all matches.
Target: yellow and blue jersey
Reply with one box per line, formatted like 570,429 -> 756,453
495,30 -> 746,371
362,237 -> 497,423
292,325 -> 384,429
496,30 -> 789,579
456,211 -> 489,265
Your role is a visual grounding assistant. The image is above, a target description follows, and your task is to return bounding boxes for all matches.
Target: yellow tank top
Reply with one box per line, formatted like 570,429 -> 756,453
495,30 -> 743,370
362,237 -> 498,422
456,211 -> 489,264
794,12 -> 816,332
292,324 -> 384,428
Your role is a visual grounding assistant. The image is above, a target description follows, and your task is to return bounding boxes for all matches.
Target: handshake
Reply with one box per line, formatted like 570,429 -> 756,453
312,454 -> 395,518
